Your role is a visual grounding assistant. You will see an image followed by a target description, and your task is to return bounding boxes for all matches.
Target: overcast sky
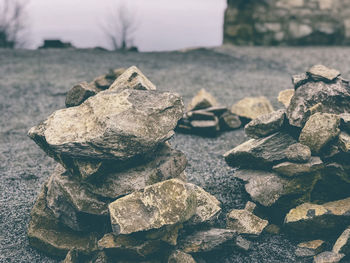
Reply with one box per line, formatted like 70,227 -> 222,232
26,0 -> 226,51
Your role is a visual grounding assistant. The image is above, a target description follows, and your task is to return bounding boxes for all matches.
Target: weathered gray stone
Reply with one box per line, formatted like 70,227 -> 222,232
285,143 -> 311,163
338,132 -> 350,152
284,198 -> 350,239
307,65 -> 341,82
109,66 -> 156,92
108,179 -> 197,235
292,74 -> 309,89
264,224 -> 280,235
333,227 -> 350,254
97,233 -> 165,259
278,89 -> 295,107
299,113 -> 340,154
28,89 -> 184,161
272,157 -> 324,177
28,185 -> 98,258
168,250 -> 196,263
313,251 -> 344,263
179,228 -> 236,253
219,111 -> 242,131
46,165 -> 108,232
186,183 -> 221,225
340,113 -> 350,132
295,240 -> 326,258
286,78 -> 350,128
224,132 -> 297,169
91,68 -> 125,90
226,202 -> 268,235
245,109 -> 285,138
231,96 -> 274,120
234,236 -> 251,251
187,110 -> 216,121
65,82 -> 98,108
187,89 -> 218,112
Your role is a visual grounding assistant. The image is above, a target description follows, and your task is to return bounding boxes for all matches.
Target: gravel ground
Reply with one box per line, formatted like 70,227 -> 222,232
1,46 -> 350,263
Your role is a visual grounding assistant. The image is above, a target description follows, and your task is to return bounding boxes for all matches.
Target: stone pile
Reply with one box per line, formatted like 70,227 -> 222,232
224,64 -> 350,262
27,66 -> 236,263
176,89 -> 274,137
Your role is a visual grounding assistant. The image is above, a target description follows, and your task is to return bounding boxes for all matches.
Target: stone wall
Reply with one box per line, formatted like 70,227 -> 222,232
224,0 -> 350,45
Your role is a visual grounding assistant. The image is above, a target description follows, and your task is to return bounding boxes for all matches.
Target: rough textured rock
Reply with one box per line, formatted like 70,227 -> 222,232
108,179 -> 197,235
313,251 -> 344,263
286,78 -> 350,128
109,66 -> 156,92
295,240 -> 325,258
340,113 -> 350,132
226,202 -> 268,235
278,89 -> 295,107
46,165 -> 109,231
234,236 -> 251,251
167,250 -> 196,263
179,228 -> 236,253
28,89 -> 184,161
224,132 -> 297,169
187,89 -> 218,112
231,96 -> 274,120
338,132 -> 350,152
245,109 -> 285,138
97,233 -> 166,259
27,185 -> 98,258
284,198 -> 350,239
285,143 -> 311,163
292,74 -> 309,89
186,183 -> 221,225
333,227 -> 350,254
299,113 -> 340,154
91,68 -> 126,90
272,157 -> 324,177
219,111 -> 242,131
307,65 -> 341,82
65,82 -> 98,108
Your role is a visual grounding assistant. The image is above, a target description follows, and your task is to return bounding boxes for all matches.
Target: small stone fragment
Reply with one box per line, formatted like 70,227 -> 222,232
234,236 -> 251,251
292,73 -> 309,89
264,224 -> 280,235
333,227 -> 350,254
340,113 -> 350,133
295,240 -> 326,258
272,157 -> 324,177
285,143 -> 311,163
179,228 -> 236,253
226,202 -> 268,236
168,250 -> 197,263
313,251 -> 344,263
338,132 -> 350,152
299,113 -> 340,154
245,109 -> 285,138
65,82 -> 98,108
307,65 -> 341,82
231,96 -> 274,120
278,89 -> 295,107
219,111 -> 242,131
108,179 -> 197,235
187,89 -> 218,112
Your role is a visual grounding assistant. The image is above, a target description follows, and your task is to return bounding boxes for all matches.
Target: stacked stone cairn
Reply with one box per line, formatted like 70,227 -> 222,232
176,88 -> 274,137
26,66 -> 244,263
224,64 -> 350,262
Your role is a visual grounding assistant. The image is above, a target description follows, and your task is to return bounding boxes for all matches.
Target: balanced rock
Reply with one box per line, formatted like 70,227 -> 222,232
168,250 -> 196,263
286,76 -> 350,128
28,185 -> 98,258
226,201 -> 268,236
299,113 -> 340,154
179,228 -> 236,253
28,89 -> 184,162
231,96 -> 274,120
285,143 -> 311,163
313,251 -> 344,263
272,157 -> 324,177
108,179 -> 196,235
284,197 -> 350,239
278,89 -> 295,107
109,66 -> 156,92
65,82 -> 98,108
307,65 -> 341,82
333,227 -> 350,255
295,240 -> 326,258
224,132 -> 297,169
245,109 -> 285,138
187,89 -> 218,112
